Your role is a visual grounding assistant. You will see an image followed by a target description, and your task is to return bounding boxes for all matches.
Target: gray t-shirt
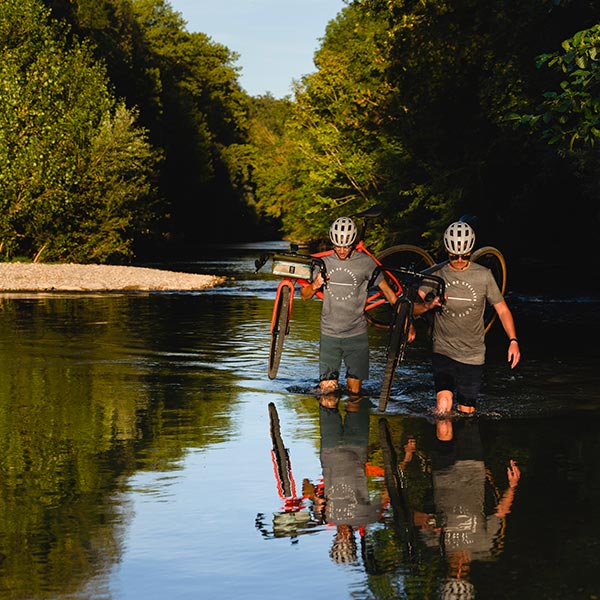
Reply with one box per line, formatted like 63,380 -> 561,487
420,262 -> 504,364
430,459 -> 503,560
317,251 -> 381,338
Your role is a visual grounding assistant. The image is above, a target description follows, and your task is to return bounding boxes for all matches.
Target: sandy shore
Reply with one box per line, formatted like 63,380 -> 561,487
0,263 -> 226,292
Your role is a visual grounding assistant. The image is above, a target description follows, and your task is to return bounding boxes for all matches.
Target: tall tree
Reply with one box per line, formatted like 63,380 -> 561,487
0,0 -> 160,262
46,0 -> 258,253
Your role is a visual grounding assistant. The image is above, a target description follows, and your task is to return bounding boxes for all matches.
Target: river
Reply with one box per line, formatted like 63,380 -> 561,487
0,242 -> 598,599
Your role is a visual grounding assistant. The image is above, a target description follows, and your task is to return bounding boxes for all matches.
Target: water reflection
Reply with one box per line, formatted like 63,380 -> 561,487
318,395 -> 381,565
258,399 -> 526,598
255,403 -> 322,541
0,246 -> 598,599
418,418 -> 520,599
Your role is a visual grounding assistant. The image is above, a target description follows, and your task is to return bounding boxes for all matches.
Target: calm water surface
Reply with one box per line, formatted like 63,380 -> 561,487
0,243 -> 598,600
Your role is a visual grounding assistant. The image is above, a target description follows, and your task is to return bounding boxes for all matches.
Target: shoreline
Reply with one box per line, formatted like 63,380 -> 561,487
0,263 -> 226,292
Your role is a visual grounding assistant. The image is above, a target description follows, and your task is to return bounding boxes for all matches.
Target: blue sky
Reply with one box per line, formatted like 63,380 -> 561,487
167,0 -> 346,98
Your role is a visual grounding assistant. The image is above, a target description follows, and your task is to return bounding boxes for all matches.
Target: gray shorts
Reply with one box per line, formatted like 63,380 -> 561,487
319,332 -> 369,382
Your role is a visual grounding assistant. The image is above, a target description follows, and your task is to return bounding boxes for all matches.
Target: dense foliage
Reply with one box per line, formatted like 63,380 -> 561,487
250,0 -> 600,272
0,0 -> 159,262
0,0 -> 598,268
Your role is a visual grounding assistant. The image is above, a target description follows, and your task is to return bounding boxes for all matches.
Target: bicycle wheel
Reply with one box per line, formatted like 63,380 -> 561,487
268,402 -> 292,497
378,418 -> 417,560
268,284 -> 291,379
379,300 -> 411,412
471,246 -> 507,334
366,245 -> 435,329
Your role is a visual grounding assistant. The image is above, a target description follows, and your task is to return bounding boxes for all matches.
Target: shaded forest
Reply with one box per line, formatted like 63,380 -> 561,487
0,0 -> 598,285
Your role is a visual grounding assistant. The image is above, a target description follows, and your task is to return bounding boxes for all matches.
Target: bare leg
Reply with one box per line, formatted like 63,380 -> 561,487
436,419 -> 453,441
319,379 -> 339,394
435,390 -> 453,415
347,377 -> 362,396
457,404 -> 475,414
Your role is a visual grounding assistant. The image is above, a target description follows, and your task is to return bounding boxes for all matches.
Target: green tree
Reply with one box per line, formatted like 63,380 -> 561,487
511,24 -> 600,150
47,0 -> 258,252
252,0 -> 598,268
0,0 -> 160,262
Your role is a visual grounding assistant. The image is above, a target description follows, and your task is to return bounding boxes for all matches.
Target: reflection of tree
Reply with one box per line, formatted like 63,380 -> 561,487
0,295 -> 235,597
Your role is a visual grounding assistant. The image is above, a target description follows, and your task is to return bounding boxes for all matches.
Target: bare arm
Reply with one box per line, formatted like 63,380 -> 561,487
494,300 -> 520,368
494,460 -> 521,518
378,279 -> 398,305
300,272 -> 324,300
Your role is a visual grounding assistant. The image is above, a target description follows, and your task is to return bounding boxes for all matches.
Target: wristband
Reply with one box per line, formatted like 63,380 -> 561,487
509,338 -> 518,344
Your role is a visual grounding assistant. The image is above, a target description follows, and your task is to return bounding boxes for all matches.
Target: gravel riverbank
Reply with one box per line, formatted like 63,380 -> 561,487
0,263 -> 225,292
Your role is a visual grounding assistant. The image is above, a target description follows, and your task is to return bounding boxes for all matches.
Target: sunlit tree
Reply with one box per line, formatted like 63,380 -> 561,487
0,0 -> 160,262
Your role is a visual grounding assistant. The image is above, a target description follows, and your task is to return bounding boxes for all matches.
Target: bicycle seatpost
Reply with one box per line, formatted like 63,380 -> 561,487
352,204 -> 383,243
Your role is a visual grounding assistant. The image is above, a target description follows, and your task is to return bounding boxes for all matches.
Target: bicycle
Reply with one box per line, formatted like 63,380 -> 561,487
255,251 -> 327,379
371,265 -> 445,412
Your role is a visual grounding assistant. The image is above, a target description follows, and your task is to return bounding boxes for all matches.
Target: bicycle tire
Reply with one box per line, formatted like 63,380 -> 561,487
366,244 -> 435,329
268,402 -> 292,497
268,284 -> 291,379
379,300 -> 411,412
378,418 -> 417,561
471,246 -> 507,334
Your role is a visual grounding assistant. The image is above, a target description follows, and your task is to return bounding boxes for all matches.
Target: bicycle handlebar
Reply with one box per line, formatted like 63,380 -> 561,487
369,265 -> 446,303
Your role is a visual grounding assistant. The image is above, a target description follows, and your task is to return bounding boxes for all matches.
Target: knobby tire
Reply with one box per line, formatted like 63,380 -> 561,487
378,418 -> 417,563
268,284 -> 291,379
268,402 -> 292,497
379,301 -> 411,412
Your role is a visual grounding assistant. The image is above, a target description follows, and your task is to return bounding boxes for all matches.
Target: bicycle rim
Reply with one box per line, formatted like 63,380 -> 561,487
367,245 -> 435,329
379,302 -> 411,412
268,285 -> 291,379
471,246 -> 507,334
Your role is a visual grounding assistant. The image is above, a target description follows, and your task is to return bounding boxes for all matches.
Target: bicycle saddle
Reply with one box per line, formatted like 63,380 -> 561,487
352,204 -> 383,219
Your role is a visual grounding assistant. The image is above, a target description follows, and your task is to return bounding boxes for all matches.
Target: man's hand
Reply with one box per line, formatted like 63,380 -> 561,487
413,293 -> 443,317
507,459 -> 520,488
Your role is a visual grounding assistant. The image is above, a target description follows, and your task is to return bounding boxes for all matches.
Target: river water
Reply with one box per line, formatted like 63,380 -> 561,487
0,243 -> 598,600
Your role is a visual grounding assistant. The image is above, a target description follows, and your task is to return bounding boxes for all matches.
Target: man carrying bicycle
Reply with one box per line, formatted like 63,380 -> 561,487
418,221 -> 520,416
301,217 -> 400,396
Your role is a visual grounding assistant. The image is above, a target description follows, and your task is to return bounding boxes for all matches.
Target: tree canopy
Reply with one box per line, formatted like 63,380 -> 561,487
0,0 -> 159,262
1,0 -> 599,271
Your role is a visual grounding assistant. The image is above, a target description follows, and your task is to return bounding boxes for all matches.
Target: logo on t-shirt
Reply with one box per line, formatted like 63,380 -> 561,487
327,266 -> 358,301
443,279 -> 479,318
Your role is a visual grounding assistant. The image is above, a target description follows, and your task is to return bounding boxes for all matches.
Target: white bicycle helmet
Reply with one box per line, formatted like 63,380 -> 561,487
329,217 -> 357,247
439,578 -> 476,600
443,221 -> 476,255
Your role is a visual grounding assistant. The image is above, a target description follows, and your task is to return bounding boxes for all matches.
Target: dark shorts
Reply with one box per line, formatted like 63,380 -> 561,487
431,352 -> 484,409
320,332 -> 369,382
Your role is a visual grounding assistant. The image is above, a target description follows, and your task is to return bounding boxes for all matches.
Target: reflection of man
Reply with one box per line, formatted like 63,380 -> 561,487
318,395 -> 381,563
413,419 -> 520,596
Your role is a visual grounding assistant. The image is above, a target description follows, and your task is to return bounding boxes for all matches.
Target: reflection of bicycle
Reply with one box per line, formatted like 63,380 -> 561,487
255,403 -> 321,541
256,207 -> 508,405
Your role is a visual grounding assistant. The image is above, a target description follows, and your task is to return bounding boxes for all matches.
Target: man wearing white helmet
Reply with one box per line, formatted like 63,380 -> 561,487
301,216 -> 399,396
418,221 -> 520,415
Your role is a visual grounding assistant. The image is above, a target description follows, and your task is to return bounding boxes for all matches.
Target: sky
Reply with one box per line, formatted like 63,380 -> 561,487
167,0 -> 347,98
